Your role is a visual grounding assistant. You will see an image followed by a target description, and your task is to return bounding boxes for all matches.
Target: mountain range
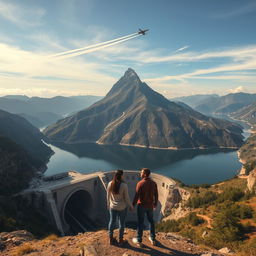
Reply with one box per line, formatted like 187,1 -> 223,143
0,110 -> 53,194
172,93 -> 256,115
231,102 -> 256,125
0,95 -> 102,128
44,68 -> 243,149
0,110 -> 53,168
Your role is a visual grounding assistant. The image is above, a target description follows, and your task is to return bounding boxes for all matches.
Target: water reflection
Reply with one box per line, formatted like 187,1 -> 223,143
51,142 -> 236,171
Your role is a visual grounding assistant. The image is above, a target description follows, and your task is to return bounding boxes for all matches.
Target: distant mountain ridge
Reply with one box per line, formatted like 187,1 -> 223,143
0,110 -> 53,194
171,94 -> 219,108
0,95 -> 102,127
0,110 -> 53,168
172,93 -> 256,115
231,102 -> 256,125
44,68 -> 243,149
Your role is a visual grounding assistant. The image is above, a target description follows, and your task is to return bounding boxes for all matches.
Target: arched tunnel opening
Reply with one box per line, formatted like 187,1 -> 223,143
64,190 -> 96,234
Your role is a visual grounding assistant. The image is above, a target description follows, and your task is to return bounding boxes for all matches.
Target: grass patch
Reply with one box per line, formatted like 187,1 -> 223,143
15,243 -> 36,256
43,234 -> 59,241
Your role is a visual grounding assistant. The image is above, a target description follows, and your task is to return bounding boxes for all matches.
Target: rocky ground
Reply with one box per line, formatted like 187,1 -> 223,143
0,229 -> 231,256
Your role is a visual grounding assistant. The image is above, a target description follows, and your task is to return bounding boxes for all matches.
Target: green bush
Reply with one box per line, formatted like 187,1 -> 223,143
184,213 -> 204,226
156,219 -> 181,232
208,204 -> 245,247
0,196 -> 58,237
217,187 -> 244,203
187,191 -> 217,208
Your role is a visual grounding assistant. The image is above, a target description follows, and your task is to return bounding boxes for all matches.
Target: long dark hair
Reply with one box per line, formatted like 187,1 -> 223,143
110,170 -> 123,194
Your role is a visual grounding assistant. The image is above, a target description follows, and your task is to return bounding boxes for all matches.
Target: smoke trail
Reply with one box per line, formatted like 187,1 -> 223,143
51,32 -> 139,58
55,34 -> 141,59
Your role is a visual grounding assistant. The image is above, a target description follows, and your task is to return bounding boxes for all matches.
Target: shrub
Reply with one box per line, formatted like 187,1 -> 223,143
43,234 -> 59,241
217,187 -> 244,203
15,244 -> 36,256
216,201 -> 253,219
187,191 -> 217,208
208,205 -> 245,247
180,228 -> 197,240
238,205 -> 253,219
156,219 -> 181,232
184,213 -> 204,226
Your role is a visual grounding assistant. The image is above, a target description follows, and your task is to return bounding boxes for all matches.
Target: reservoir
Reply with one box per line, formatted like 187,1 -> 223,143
45,142 -> 242,185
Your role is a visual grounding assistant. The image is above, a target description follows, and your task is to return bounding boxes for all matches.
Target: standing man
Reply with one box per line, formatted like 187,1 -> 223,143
132,168 -> 158,247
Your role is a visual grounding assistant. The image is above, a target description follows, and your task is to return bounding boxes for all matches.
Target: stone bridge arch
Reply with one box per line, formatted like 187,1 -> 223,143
62,187 -> 94,233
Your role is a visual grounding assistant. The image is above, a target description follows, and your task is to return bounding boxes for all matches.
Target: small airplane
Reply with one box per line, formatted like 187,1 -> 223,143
138,28 -> 149,35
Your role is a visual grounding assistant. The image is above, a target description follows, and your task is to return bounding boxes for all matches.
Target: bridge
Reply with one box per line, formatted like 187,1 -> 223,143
24,170 -> 180,235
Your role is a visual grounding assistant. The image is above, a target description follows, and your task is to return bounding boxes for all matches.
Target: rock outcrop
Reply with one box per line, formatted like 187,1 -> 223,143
163,187 -> 191,219
247,168 -> 256,192
0,229 -> 225,256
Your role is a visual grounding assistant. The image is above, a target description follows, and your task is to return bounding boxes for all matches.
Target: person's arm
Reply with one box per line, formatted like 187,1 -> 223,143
133,182 -> 141,206
153,182 -> 158,208
107,182 -> 111,209
123,184 -> 133,209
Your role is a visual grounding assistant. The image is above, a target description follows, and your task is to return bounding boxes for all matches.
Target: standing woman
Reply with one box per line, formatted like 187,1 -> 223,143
107,170 -> 133,246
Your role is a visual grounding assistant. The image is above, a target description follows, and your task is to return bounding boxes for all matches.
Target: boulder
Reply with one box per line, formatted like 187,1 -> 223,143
247,168 -> 256,192
219,247 -> 231,253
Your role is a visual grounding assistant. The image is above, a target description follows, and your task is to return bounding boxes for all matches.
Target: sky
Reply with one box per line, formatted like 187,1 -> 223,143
0,0 -> 256,98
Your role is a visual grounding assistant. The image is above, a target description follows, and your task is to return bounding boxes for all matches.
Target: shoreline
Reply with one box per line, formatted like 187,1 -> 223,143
46,139 -> 240,151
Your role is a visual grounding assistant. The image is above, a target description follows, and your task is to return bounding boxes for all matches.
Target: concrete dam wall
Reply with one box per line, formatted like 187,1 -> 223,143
24,171 -> 185,235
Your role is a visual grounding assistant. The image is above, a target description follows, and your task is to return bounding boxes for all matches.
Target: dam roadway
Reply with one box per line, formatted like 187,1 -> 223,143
23,170 -> 185,235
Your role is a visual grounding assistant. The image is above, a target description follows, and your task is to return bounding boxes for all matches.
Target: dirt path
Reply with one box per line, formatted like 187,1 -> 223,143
197,214 -> 212,229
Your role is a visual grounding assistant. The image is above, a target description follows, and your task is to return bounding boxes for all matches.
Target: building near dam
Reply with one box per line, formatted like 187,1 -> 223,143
24,170 -> 185,235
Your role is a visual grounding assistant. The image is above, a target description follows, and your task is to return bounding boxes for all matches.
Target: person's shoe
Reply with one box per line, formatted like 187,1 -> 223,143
119,238 -> 127,247
132,237 -> 143,247
148,236 -> 156,246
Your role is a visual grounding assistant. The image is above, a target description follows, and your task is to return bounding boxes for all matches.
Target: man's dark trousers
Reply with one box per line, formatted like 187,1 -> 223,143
137,205 -> 155,243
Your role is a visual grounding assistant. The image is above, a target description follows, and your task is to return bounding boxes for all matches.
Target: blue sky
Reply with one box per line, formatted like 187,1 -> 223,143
0,0 -> 255,98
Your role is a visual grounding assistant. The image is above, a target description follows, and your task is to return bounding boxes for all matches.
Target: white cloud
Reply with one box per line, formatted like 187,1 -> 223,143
141,45 -> 256,85
227,86 -> 247,94
175,45 -> 190,52
0,1 -> 45,27
0,42 -> 117,96
0,87 -> 97,98
129,45 -> 256,64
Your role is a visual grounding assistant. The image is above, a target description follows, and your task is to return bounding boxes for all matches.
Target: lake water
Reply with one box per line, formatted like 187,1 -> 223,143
44,114 -> 251,185
45,142 -> 242,185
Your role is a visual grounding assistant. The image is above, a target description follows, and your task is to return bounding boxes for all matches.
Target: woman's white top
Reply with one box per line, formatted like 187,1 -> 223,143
107,181 -> 132,211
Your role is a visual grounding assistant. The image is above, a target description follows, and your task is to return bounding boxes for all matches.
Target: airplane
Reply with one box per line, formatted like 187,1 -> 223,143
138,28 -> 149,35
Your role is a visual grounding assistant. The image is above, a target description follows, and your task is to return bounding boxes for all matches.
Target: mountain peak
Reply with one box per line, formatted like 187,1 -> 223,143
124,68 -> 140,81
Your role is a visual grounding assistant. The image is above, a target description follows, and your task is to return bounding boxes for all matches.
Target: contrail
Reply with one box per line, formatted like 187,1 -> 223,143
55,34 -> 141,59
51,32 -> 139,58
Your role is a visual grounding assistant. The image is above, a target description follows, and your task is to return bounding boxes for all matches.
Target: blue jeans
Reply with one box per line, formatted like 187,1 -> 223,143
108,208 -> 127,239
137,205 -> 155,243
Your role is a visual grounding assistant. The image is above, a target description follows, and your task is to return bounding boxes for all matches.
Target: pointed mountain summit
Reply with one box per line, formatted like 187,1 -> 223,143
44,69 -> 243,149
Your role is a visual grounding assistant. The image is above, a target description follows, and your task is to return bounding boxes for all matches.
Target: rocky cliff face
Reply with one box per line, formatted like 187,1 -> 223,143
247,168 -> 256,192
44,68 -> 243,149
163,187 -> 191,219
239,132 -> 256,175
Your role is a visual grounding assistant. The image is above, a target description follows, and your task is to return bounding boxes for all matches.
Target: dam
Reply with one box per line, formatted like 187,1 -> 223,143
24,170 -> 185,235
